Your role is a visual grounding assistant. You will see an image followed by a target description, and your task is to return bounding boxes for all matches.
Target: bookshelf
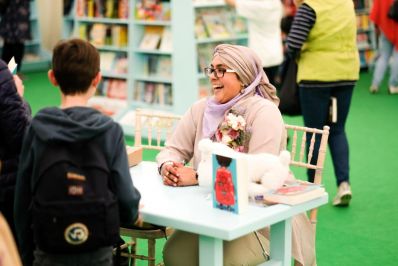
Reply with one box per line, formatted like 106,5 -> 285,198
73,0 -> 131,117
0,0 -> 52,72
128,0 -> 247,114
70,0 -> 247,135
354,0 -> 376,69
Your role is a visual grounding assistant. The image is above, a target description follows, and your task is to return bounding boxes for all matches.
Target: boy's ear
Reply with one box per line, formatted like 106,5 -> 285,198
47,69 -> 58,86
92,72 -> 102,87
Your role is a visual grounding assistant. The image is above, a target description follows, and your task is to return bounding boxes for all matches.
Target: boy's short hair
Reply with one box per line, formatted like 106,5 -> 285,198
52,38 -> 100,95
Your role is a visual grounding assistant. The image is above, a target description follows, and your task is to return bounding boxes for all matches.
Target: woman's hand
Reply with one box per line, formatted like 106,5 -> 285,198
161,161 -> 198,187
175,167 -> 198,187
161,161 -> 183,187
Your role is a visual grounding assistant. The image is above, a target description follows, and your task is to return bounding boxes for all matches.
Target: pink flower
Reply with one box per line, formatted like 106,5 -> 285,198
213,109 -> 250,152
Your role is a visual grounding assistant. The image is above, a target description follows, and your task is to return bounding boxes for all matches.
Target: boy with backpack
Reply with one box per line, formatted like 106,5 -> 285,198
14,38 -> 141,266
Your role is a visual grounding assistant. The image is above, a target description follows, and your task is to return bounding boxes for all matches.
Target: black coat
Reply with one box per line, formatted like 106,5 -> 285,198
0,0 -> 31,42
0,58 -> 30,235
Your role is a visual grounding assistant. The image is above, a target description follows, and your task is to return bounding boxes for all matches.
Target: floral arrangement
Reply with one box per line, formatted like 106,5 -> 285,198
214,110 -> 250,152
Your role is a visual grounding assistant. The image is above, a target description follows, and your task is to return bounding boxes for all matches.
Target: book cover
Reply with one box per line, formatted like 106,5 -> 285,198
212,150 -> 248,214
201,11 -> 231,39
139,33 -> 161,50
263,181 -> 326,205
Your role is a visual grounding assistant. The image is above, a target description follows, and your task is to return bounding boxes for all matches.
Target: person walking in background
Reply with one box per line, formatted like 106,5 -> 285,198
0,59 -> 31,240
224,0 -> 283,86
0,0 -> 31,74
286,0 -> 359,207
369,0 -> 398,94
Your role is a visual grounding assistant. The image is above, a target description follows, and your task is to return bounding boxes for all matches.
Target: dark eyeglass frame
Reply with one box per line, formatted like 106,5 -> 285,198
203,67 -> 237,78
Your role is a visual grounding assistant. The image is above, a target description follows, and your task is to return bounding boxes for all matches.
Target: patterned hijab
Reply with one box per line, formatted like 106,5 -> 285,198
202,44 -> 279,138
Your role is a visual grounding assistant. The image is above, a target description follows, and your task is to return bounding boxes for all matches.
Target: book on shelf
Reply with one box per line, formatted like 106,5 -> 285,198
136,0 -> 170,21
90,23 -> 107,46
144,55 -> 172,78
212,149 -> 248,214
194,16 -> 208,39
263,181 -> 326,206
201,12 -> 230,39
100,52 -> 117,72
134,81 -> 173,106
139,26 -> 163,50
76,0 -> 128,19
159,27 -> 173,52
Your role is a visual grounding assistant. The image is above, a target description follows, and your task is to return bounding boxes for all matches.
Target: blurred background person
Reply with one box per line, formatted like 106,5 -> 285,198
369,0 -> 398,94
286,0 -> 359,207
225,0 -> 283,87
0,0 -> 31,74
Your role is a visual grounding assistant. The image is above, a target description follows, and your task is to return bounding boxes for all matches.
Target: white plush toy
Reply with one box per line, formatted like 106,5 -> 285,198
197,138 -> 292,197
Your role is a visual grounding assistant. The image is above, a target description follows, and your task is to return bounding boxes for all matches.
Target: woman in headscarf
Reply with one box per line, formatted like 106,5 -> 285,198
156,44 -> 315,265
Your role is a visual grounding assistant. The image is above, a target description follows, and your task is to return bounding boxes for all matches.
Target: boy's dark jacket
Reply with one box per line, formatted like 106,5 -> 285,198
15,106 -> 141,265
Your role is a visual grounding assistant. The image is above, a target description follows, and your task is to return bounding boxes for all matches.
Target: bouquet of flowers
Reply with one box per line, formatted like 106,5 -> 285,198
214,110 -> 250,152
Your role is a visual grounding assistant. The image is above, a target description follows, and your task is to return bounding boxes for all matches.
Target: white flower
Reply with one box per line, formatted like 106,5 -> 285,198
222,134 -> 232,144
236,115 -> 246,130
226,113 -> 243,130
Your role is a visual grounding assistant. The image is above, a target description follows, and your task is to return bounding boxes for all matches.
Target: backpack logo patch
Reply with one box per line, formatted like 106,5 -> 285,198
64,223 -> 89,245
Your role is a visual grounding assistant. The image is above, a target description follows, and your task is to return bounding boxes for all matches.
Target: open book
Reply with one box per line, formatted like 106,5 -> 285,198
263,181 -> 326,205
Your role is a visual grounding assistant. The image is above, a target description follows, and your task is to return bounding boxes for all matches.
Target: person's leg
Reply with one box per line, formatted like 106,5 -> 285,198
388,47 -> 398,93
13,42 -> 25,73
329,85 -> 354,187
371,32 -> 393,92
298,85 -> 331,183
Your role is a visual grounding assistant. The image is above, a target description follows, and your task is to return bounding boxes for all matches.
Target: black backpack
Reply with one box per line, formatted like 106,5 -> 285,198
32,140 -> 120,253
388,0 -> 398,22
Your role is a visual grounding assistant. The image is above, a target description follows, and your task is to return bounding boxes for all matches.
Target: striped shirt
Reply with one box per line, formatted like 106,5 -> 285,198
286,3 -> 356,86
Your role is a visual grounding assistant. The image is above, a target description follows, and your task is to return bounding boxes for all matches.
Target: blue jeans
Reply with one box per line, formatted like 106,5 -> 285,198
371,32 -> 398,88
299,84 -> 354,186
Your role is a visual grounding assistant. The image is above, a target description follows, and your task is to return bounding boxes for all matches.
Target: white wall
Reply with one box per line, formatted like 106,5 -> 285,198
37,0 -> 62,52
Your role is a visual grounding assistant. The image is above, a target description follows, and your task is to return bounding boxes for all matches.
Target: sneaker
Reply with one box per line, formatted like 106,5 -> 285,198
369,85 -> 378,94
388,85 -> 398,94
333,181 -> 352,207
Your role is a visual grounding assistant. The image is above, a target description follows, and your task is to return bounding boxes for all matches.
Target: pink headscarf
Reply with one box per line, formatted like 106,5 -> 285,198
202,44 -> 279,138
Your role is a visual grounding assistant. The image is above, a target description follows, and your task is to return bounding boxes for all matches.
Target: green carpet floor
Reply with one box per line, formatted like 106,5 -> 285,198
22,70 -> 398,265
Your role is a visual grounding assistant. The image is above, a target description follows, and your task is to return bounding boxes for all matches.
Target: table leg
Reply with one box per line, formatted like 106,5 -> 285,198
199,235 -> 223,266
270,218 -> 292,266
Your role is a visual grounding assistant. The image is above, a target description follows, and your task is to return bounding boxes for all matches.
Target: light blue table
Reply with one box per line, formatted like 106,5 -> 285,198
130,162 -> 328,266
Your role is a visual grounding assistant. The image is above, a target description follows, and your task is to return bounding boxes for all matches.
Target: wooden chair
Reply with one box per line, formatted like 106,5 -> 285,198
118,109 -> 181,266
134,108 -> 182,151
0,213 -> 22,266
284,124 -> 330,227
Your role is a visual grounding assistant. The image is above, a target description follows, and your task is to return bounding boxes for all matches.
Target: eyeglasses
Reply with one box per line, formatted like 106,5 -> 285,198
204,67 -> 237,78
